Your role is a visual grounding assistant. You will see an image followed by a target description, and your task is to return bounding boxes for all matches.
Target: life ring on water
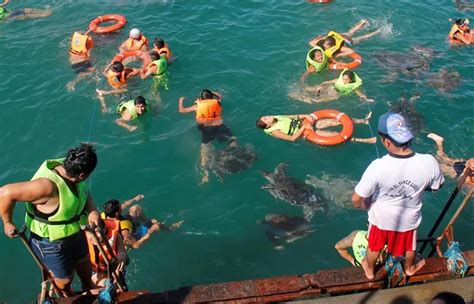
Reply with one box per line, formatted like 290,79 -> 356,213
303,109 -> 354,146
89,14 -> 127,34
448,30 -> 474,45
329,52 -> 362,70
112,50 -> 151,71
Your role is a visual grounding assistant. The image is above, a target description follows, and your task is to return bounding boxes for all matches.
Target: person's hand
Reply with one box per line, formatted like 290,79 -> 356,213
88,211 -> 100,228
365,98 -> 375,103
128,125 -> 138,132
4,222 -> 18,238
134,194 -> 144,201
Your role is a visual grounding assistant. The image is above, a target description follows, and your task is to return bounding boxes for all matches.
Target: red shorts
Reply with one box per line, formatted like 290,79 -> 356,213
368,224 -> 417,257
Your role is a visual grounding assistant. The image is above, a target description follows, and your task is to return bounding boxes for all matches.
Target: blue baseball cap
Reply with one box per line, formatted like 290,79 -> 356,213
378,112 -> 413,144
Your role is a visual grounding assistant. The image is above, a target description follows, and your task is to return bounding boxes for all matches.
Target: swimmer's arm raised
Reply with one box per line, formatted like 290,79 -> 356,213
121,194 -> 144,210
178,97 -> 197,113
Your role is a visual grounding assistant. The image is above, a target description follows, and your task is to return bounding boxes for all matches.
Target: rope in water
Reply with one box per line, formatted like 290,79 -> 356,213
366,103 -> 380,158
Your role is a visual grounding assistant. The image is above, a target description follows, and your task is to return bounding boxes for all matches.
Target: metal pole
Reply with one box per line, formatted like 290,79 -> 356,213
418,168 -> 470,255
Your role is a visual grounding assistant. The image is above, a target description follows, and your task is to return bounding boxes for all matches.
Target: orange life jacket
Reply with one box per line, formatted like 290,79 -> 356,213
107,70 -> 127,89
195,99 -> 222,123
448,24 -> 466,40
69,32 -> 93,57
88,218 -> 120,273
154,44 -> 173,61
124,35 -> 148,51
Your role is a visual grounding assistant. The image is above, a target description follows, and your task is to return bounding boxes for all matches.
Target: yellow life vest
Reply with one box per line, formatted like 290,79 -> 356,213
324,31 -> 345,58
69,32 -> 93,56
125,35 -> 148,51
448,24 -> 464,40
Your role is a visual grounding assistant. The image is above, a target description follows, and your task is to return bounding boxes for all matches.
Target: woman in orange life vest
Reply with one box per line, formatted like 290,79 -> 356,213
153,37 -> 174,63
96,61 -> 141,113
309,19 -> 380,59
178,89 -> 237,184
66,30 -> 96,92
119,28 -> 149,52
448,18 -> 472,45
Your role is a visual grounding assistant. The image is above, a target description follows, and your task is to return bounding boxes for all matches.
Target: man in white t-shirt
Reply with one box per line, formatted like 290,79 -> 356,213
352,112 -> 444,280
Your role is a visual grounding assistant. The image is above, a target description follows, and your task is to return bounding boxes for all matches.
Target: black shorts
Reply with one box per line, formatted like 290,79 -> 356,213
198,124 -> 233,144
71,60 -> 92,74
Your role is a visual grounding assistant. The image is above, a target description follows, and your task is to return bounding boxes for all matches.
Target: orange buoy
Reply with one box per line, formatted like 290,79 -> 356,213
89,14 -> 127,34
448,30 -> 474,45
112,50 -> 151,71
328,52 -> 362,70
303,109 -> 354,146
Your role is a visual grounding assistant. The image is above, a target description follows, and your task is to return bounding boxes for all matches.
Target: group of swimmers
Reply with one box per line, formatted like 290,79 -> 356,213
0,2 -> 473,299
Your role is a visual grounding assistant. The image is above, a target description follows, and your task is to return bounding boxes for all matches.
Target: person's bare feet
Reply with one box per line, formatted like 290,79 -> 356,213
170,220 -> 184,230
405,259 -> 426,276
427,133 -> 444,144
361,258 -> 375,280
357,19 -> 369,28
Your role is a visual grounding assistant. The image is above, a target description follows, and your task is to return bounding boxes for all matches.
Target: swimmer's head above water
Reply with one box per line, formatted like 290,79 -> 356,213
342,70 -> 356,84
256,116 -> 276,129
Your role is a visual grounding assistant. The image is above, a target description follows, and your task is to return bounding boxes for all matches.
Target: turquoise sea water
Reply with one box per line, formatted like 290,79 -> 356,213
0,0 -> 473,302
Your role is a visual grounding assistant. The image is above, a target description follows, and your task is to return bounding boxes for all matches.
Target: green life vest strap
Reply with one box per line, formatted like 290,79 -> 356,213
26,209 -> 86,225
0,7 -> 9,20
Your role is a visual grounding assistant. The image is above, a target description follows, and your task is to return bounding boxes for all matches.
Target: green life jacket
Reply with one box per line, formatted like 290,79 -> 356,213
117,100 -> 138,120
306,46 -> 328,72
264,116 -> 302,136
334,68 -> 363,95
148,58 -> 168,78
25,159 -> 88,241
352,230 -> 368,265
0,7 -> 10,20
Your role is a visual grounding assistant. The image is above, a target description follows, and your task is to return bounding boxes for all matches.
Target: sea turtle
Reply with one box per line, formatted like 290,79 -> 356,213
257,214 -> 316,250
208,144 -> 257,181
455,0 -> 474,11
427,67 -> 461,93
388,92 -> 424,135
261,163 -> 325,221
373,45 -> 436,82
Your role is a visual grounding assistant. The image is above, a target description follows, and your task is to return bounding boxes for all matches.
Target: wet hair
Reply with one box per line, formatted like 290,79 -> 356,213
110,61 -> 124,73
63,143 -> 97,178
153,37 -> 165,49
324,36 -> 336,48
256,117 -> 269,129
431,292 -> 465,304
134,96 -> 147,108
378,132 -> 412,149
310,49 -> 323,61
103,199 -> 121,218
149,51 -> 160,61
200,89 -> 217,100
342,70 -> 356,82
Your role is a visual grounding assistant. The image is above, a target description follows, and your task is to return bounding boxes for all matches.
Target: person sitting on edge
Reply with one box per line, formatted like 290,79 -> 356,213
67,30 -> 95,92
300,46 -> 328,83
115,96 -> 148,132
119,28 -> 148,52
427,133 -> 474,186
309,19 -> 380,59
85,214 -> 128,288
448,18 -> 471,45
96,61 -> 141,113
141,51 -> 169,99
0,0 -> 51,21
0,144 -> 100,296
301,69 -> 374,103
152,37 -> 174,63
178,89 -> 237,184
335,229 -> 386,267
352,112 -> 444,280
256,112 -> 376,144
